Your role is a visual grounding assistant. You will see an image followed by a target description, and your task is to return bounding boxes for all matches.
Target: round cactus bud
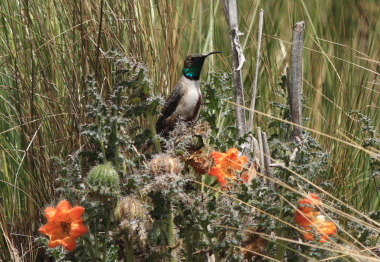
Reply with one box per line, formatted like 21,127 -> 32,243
149,155 -> 181,175
87,162 -> 120,196
115,196 -> 146,221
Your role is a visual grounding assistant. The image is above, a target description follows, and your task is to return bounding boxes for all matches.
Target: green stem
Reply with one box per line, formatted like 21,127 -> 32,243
102,214 -> 111,262
272,238 -> 314,261
95,112 -> 107,161
225,232 -> 236,259
83,236 -> 97,260
94,221 -> 99,256
298,246 -> 310,262
178,205 -> 193,261
202,223 -> 221,262
125,238 -> 136,262
178,205 -> 202,262
113,120 -> 119,170
147,112 -> 162,153
276,186 -> 287,260
99,137 -> 107,161
275,231 -> 287,260
168,200 -> 176,262
111,93 -> 119,169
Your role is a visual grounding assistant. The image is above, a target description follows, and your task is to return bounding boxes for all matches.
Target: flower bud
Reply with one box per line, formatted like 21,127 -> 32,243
314,215 -> 325,226
149,155 -> 181,175
115,196 -> 146,221
187,150 -> 211,174
114,197 -> 149,249
86,162 -> 120,196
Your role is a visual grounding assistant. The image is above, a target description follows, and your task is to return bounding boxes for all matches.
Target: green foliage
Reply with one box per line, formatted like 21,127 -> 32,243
349,110 -> 380,180
36,54 -> 157,261
202,71 -> 239,150
80,51 -> 161,164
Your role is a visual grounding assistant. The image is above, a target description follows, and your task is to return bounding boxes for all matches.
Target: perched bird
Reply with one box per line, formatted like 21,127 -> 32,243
144,52 -> 220,152
155,51 -> 221,138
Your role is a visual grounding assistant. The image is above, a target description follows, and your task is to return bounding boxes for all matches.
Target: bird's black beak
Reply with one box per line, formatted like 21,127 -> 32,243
203,51 -> 221,57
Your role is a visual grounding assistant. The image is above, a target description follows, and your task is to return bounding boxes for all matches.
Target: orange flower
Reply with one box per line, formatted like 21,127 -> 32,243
294,193 -> 321,227
209,148 -> 248,187
39,200 -> 88,251
303,219 -> 337,243
318,221 -> 337,243
294,194 -> 337,243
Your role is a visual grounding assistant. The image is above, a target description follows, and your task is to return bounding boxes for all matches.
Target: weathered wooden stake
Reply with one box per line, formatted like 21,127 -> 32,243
249,9 -> 264,129
222,0 -> 247,137
288,21 -> 305,141
257,127 -> 266,184
261,131 -> 274,188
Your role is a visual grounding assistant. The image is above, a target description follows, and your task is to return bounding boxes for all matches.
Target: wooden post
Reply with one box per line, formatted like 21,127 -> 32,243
262,131 -> 274,188
222,0 -> 247,137
288,21 -> 305,141
249,9 -> 264,129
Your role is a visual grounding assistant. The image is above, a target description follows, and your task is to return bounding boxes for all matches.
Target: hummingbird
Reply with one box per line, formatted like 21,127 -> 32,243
155,51 -> 221,139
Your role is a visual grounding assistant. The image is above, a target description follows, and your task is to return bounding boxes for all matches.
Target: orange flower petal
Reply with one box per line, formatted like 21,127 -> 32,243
308,193 -> 321,202
39,223 -> 61,237
296,193 -> 322,213
226,148 -> 239,155
50,233 -> 65,242
241,173 -> 249,183
61,237 -> 77,252
224,149 -> 239,168
210,168 -> 227,186
210,151 -> 225,163
319,235 -> 328,243
303,232 -> 315,241
294,210 -> 314,227
209,166 -> 223,178
56,200 -> 71,212
71,222 -> 89,238
225,148 -> 239,159
320,221 -> 337,236
229,156 -> 248,170
68,206 -> 85,220
218,178 -> 228,187
45,207 -> 58,220
48,239 -> 61,249
239,155 -> 248,164
238,155 -> 249,167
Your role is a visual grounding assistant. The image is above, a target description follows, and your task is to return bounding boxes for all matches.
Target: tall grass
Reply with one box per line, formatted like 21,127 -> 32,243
0,0 -> 379,260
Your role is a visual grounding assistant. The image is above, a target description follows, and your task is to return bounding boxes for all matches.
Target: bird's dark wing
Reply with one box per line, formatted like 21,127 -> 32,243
155,82 -> 184,137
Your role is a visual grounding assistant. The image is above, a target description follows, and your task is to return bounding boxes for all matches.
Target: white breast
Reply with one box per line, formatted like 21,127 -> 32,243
175,77 -> 201,120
